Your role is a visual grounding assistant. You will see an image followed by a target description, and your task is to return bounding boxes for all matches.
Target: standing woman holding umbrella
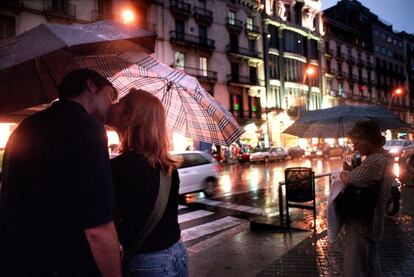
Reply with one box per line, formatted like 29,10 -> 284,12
338,119 -> 394,276
108,89 -> 188,276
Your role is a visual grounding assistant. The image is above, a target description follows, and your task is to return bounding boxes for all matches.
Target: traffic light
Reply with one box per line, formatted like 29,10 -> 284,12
359,85 -> 366,93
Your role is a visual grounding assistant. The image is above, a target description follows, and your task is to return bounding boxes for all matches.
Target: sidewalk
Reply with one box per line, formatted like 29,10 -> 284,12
258,185 -> 414,276
189,185 -> 414,276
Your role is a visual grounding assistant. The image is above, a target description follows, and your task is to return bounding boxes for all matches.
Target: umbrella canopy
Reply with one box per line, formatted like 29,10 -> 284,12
76,53 -> 243,146
0,20 -> 156,115
283,104 -> 410,138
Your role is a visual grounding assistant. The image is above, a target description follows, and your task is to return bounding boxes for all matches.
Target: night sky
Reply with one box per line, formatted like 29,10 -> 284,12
322,0 -> 414,34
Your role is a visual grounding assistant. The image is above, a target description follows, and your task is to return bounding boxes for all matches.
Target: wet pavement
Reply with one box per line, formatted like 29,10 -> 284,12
186,160 -> 414,277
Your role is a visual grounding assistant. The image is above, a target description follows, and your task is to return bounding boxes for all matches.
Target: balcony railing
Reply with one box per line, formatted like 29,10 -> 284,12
193,7 -> 213,23
244,23 -> 260,37
225,17 -> 243,32
324,48 -> 334,57
346,55 -> 355,64
336,52 -> 345,61
336,71 -> 345,79
227,74 -> 264,86
357,58 -> 365,67
169,0 -> 191,16
226,45 -> 263,59
170,31 -> 215,51
176,66 -> 217,82
45,0 -> 76,18
1,0 -> 23,7
366,61 -> 374,69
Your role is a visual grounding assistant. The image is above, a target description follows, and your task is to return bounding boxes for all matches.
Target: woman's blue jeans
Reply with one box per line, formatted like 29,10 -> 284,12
125,241 -> 189,277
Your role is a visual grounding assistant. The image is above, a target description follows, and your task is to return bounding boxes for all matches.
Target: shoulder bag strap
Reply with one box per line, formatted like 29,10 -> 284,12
122,170 -> 172,265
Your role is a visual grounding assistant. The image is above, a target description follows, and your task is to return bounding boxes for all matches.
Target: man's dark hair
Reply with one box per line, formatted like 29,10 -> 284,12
58,69 -> 113,99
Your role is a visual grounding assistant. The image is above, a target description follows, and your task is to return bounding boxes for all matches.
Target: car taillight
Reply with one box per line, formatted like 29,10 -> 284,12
213,163 -> 221,172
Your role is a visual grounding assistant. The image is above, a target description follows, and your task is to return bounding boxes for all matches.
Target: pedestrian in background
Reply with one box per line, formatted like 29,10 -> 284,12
108,89 -> 188,276
0,69 -> 122,276
339,119 -> 394,277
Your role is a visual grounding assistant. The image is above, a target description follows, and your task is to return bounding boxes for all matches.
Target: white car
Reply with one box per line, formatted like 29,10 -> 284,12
384,139 -> 414,158
249,147 -> 288,162
172,151 -> 219,197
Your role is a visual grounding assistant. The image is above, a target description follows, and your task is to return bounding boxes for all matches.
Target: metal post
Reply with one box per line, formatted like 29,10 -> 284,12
262,15 -> 272,146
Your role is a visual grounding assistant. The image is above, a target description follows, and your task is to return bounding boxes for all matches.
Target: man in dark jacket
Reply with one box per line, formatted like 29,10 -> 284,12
0,69 -> 121,276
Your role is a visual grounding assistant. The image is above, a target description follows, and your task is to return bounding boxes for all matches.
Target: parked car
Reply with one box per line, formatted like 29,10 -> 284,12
305,147 -> 324,159
384,139 -> 414,159
288,146 -> 305,159
172,151 -> 219,197
237,151 -> 251,163
322,145 -> 347,159
249,147 -> 288,163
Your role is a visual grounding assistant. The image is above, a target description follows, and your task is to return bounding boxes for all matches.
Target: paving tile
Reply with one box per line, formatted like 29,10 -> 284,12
258,186 -> 414,276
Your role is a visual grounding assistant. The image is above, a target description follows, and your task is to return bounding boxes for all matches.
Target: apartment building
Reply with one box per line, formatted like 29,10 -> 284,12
261,0 -> 324,146
322,0 -> 377,108
322,0 -> 410,127
400,32 -> 414,124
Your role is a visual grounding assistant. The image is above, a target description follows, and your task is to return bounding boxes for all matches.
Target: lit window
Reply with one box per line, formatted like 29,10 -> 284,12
174,51 -> 185,69
199,57 -> 208,77
228,11 -> 236,25
246,17 -> 253,30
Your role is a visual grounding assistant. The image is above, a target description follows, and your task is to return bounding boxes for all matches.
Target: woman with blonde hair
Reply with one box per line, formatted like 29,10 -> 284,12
108,88 -> 188,276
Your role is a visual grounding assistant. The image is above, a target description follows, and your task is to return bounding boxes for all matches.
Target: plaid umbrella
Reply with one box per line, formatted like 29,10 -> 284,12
76,53 -> 243,146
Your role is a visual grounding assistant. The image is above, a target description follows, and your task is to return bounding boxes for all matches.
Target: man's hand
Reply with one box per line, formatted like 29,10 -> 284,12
85,221 -> 122,277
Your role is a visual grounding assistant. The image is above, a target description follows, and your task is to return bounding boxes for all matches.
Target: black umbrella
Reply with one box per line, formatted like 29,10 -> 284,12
283,104 -> 410,138
0,20 -> 156,116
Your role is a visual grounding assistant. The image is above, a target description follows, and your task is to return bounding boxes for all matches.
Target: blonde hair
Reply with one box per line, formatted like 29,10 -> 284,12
119,89 -> 179,175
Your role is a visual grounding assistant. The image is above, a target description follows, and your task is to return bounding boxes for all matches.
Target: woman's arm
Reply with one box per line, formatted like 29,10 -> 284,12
341,154 -> 385,188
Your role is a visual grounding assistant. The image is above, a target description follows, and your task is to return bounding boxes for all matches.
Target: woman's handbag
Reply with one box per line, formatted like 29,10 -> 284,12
335,158 -> 386,220
335,184 -> 379,220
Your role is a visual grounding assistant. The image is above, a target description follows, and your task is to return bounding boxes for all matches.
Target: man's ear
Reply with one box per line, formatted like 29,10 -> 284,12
85,79 -> 97,94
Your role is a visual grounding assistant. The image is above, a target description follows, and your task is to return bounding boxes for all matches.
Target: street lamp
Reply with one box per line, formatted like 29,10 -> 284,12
121,9 -> 135,25
299,66 -> 315,115
388,88 -> 403,110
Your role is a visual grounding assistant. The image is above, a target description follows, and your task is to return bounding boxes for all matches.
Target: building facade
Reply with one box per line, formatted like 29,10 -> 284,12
322,0 -> 410,129
261,0 -> 324,147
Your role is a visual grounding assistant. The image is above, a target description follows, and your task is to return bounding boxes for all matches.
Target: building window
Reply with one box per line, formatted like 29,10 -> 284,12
283,30 -> 305,56
0,15 -> 15,41
229,33 -> 238,51
175,19 -> 185,40
199,57 -> 207,77
228,11 -> 236,25
174,52 -> 185,69
249,66 -> 258,84
230,94 -> 243,118
284,58 -> 305,83
248,96 -> 261,118
269,54 -> 280,79
198,25 -> 208,46
246,17 -> 253,30
248,39 -> 256,54
231,62 -> 239,81
338,82 -> 344,96
268,86 -> 283,109
309,39 -> 318,59
268,25 -> 279,48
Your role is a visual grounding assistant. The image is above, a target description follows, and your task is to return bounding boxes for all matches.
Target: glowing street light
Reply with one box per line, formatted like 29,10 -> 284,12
388,87 -> 403,110
300,66 -> 316,115
121,9 -> 135,25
